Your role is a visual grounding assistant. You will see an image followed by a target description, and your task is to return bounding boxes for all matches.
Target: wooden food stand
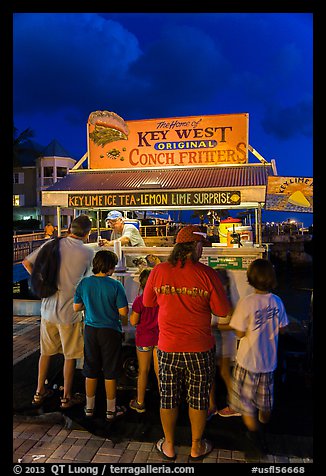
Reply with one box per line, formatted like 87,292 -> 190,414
42,111 -> 276,305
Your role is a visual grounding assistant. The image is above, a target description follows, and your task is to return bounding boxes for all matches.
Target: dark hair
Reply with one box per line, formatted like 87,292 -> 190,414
247,258 -> 277,292
139,268 -> 151,289
30,237 -> 62,298
92,250 -> 118,274
168,242 -> 198,268
70,214 -> 92,237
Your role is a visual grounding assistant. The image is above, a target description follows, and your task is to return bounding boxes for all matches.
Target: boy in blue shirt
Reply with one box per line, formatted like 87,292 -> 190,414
74,250 -> 129,420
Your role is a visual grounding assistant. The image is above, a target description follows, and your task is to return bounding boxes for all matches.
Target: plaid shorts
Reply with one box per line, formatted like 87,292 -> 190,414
229,363 -> 274,416
157,348 -> 215,410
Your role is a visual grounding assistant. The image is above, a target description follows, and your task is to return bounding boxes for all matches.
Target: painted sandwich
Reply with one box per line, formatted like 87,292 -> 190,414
88,110 -> 130,146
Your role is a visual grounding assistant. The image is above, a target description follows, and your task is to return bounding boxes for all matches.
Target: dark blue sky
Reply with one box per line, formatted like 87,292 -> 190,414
13,12 -> 313,226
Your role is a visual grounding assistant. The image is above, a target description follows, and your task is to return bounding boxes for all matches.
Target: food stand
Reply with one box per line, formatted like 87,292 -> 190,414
42,111 -> 277,306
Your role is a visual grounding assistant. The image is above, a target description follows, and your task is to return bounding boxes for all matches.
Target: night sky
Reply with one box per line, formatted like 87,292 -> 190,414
13,12 -> 313,226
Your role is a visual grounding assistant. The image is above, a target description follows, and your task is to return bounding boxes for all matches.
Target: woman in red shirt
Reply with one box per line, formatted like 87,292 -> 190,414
143,225 -> 231,462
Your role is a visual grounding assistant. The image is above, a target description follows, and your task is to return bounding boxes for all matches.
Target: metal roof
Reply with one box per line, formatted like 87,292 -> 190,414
42,139 -> 75,159
45,164 -> 274,193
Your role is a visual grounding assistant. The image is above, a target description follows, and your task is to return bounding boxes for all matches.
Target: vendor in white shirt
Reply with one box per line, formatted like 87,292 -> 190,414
99,210 -> 145,247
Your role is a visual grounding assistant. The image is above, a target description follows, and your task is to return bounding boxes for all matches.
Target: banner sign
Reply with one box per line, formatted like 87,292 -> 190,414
68,190 -> 241,208
265,176 -> 313,213
88,112 -> 249,169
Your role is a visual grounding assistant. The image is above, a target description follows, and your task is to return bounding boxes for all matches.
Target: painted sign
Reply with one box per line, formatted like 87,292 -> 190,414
88,111 -> 249,169
207,255 -> 257,270
265,176 -> 313,213
208,256 -> 243,270
68,190 -> 241,209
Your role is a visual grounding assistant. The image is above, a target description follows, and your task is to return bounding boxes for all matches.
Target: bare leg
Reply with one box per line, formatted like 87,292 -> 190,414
104,379 -> 117,401
242,413 -> 259,432
208,380 -> 216,412
159,407 -> 179,458
258,410 -> 271,424
153,347 -> 159,391
219,356 -> 232,396
188,407 -> 208,458
85,377 -> 97,398
62,358 -> 76,400
36,354 -> 52,394
85,377 -> 97,412
244,413 -> 268,455
136,349 -> 152,404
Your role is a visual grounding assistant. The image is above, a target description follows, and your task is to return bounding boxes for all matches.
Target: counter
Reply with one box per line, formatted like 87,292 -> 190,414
86,243 -> 266,307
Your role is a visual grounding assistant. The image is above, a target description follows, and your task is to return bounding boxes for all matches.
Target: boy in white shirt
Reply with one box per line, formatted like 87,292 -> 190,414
229,258 -> 289,454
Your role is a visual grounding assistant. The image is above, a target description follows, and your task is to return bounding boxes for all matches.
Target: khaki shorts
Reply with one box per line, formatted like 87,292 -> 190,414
40,319 -> 84,359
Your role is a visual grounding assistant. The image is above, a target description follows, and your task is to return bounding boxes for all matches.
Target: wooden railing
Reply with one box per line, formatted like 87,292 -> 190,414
13,240 -> 47,263
139,224 -> 168,238
13,230 -> 67,263
13,232 -> 48,243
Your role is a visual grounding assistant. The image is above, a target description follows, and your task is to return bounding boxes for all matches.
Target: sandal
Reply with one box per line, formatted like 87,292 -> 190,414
106,405 -> 127,421
84,407 -> 94,418
32,389 -> 54,406
60,392 -> 85,409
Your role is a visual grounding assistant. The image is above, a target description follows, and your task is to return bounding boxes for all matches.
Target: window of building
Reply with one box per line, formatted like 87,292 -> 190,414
43,166 -> 54,177
43,166 -> 54,186
57,166 -> 68,178
13,194 -> 24,206
13,172 -> 24,184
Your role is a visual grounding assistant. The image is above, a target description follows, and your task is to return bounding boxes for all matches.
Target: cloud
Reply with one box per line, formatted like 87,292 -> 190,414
13,13 -> 142,116
273,43 -> 302,75
125,24 -> 231,118
261,99 -> 313,139
13,14 -> 233,122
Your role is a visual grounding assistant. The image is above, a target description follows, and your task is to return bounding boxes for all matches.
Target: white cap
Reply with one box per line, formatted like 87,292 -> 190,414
106,210 -> 123,220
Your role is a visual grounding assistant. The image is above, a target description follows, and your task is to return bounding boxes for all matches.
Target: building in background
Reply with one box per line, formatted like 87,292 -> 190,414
13,139 -> 76,229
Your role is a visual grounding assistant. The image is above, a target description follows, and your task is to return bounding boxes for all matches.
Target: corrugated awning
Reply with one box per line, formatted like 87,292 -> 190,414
42,163 -> 275,210
46,164 -> 274,192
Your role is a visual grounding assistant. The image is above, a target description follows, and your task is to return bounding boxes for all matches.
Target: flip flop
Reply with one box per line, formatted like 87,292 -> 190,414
188,439 -> 213,462
155,438 -> 176,461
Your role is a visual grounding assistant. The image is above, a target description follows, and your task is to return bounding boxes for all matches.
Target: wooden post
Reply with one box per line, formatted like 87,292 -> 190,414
56,206 -> 61,237
96,210 -> 100,240
257,203 -> 263,247
254,208 -> 259,244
